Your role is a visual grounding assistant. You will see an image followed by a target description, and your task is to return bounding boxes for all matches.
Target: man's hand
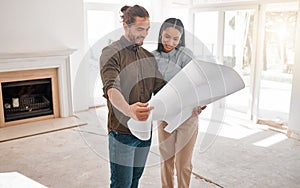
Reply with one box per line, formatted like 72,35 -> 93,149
192,105 -> 207,116
107,88 -> 153,121
129,102 -> 154,121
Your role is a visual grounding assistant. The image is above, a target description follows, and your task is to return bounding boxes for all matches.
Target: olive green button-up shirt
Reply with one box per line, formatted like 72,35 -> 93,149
100,36 -> 166,135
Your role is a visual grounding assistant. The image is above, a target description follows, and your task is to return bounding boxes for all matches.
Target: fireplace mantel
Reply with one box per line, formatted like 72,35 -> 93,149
0,49 -> 75,61
0,49 -> 76,119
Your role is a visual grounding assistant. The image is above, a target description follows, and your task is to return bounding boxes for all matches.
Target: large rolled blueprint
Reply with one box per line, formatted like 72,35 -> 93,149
128,59 -> 245,140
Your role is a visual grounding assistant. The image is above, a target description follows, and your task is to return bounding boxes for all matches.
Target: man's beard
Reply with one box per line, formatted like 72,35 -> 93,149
128,32 -> 144,46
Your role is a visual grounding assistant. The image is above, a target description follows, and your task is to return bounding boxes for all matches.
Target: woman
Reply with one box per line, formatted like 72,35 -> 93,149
152,18 -> 206,188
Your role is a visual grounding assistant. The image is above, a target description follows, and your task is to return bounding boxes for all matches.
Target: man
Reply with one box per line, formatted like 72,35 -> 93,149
100,5 -> 165,188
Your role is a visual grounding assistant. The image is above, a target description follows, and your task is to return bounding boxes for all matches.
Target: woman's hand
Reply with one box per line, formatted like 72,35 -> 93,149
192,105 -> 207,116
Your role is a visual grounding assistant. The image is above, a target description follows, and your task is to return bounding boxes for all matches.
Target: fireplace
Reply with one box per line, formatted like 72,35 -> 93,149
0,68 -> 60,126
0,49 -> 75,127
2,78 -> 54,122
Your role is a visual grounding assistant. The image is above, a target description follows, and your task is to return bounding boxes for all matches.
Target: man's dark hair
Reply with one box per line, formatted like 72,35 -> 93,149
156,18 -> 186,52
120,5 -> 149,26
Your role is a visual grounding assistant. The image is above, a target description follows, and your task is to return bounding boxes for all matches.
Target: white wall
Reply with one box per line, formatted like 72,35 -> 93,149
0,0 -> 88,112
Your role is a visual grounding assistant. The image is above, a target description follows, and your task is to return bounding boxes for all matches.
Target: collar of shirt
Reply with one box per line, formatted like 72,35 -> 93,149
160,47 -> 178,58
120,36 -> 140,52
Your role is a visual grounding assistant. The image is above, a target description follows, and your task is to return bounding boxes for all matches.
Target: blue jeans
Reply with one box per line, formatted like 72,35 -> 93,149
108,131 -> 151,188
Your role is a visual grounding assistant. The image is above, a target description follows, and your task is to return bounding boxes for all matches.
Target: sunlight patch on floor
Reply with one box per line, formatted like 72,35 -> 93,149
253,133 -> 288,147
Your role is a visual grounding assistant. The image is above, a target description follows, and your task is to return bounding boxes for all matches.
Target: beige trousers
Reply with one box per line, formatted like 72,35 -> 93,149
158,116 -> 198,188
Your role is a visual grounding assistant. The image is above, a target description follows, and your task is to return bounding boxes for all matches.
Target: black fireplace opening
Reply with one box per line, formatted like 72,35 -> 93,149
1,78 -> 53,122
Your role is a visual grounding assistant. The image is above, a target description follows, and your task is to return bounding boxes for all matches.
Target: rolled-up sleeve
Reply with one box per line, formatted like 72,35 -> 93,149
100,46 -> 121,99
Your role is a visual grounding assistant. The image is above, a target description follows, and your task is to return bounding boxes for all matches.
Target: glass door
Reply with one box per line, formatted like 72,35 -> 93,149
223,9 -> 255,115
84,3 -> 120,107
194,9 -> 255,117
86,10 -> 116,47
194,11 -> 218,60
257,2 -> 298,124
193,1 -> 298,128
